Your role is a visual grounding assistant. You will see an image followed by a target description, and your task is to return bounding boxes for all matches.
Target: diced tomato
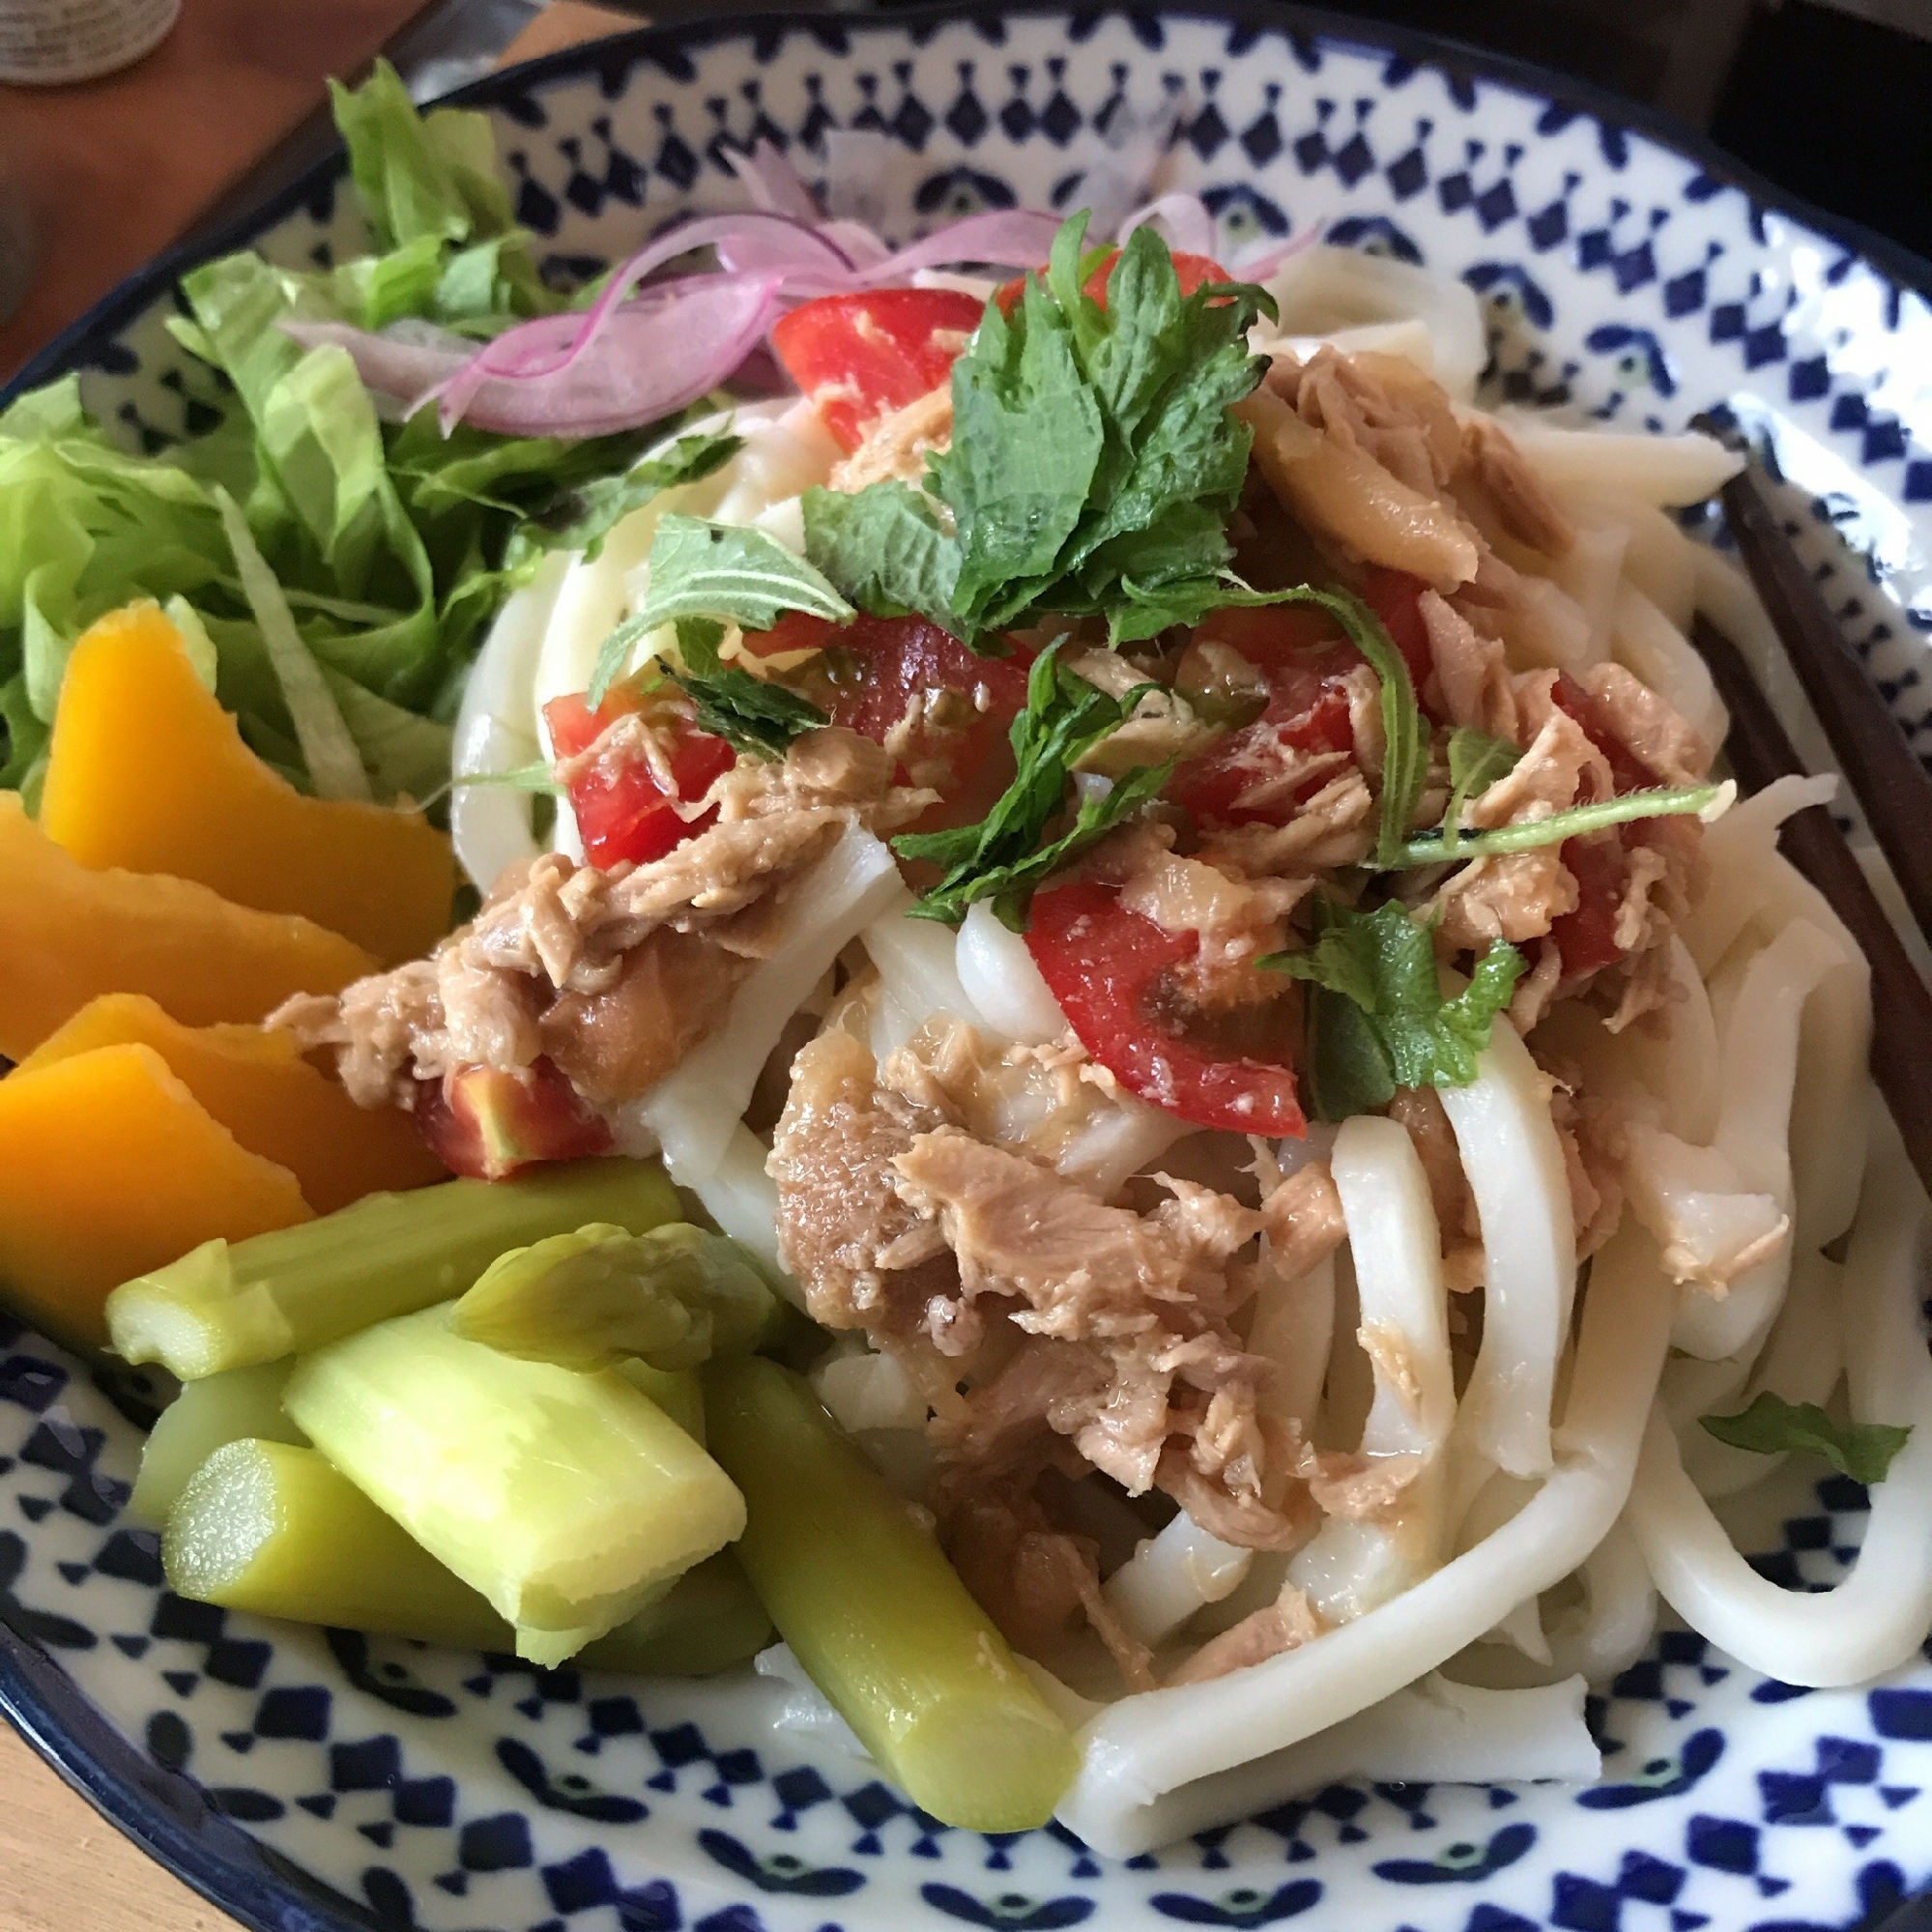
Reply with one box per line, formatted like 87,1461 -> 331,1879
1548,834 -> 1627,978
1550,674 -> 1657,795
543,687 -> 735,870
1170,604 -> 1360,830
1026,880 -> 1307,1137
770,288 -> 987,454
1357,566 -> 1435,692
415,1059 -> 612,1181
996,247 -> 1230,317
743,611 -> 1034,800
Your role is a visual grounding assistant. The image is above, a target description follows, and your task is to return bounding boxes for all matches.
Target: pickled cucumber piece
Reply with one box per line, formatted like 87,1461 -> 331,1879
128,1359 -> 304,1528
107,1159 -> 680,1379
165,1439 -> 768,1671
284,1303 -> 744,1662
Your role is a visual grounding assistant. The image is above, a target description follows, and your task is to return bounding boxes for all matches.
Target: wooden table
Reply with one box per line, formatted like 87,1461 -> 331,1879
0,5 -> 633,1918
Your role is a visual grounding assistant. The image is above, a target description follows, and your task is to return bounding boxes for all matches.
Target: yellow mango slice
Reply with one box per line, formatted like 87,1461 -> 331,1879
0,792 -> 373,1060
16,995 -> 447,1216
0,1044 -> 311,1348
40,601 -> 453,965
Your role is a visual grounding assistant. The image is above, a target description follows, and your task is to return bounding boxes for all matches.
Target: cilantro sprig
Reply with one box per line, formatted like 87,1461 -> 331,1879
1267,899 -> 1526,1120
893,640 -> 1173,928
1701,1393 -> 1911,1485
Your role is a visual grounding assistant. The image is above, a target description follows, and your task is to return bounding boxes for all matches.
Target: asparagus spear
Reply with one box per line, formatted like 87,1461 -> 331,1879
283,1303 -> 744,1664
450,1222 -> 778,1371
164,1439 -> 769,1671
127,1360 -> 305,1529
106,1159 -> 681,1380
706,1358 -> 1079,1832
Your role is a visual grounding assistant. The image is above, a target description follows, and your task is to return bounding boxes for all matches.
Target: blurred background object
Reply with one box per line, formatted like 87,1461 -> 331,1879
0,0 -> 180,87
2,0 -> 1928,386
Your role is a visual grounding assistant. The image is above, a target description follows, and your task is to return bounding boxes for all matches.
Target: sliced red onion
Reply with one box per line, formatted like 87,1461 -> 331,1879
852,209 -> 1064,284
431,214 -> 854,427
1232,223 -> 1326,283
281,316 -> 473,397
1119,191 -> 1219,259
723,140 -> 822,222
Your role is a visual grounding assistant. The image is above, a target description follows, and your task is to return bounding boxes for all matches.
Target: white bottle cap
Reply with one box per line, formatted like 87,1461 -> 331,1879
0,0 -> 182,87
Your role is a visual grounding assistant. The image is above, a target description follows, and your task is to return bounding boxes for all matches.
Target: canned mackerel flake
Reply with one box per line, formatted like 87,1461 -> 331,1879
0,0 -> 180,85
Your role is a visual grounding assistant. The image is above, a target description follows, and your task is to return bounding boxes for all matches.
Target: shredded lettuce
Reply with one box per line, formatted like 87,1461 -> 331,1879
0,63 -> 663,803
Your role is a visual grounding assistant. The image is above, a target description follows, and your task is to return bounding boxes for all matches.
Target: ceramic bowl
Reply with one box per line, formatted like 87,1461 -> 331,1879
7,7 -> 1932,1928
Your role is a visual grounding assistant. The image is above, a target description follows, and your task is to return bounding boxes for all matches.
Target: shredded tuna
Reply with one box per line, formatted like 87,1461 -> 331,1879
1198,769 -> 1378,877
1165,1580 -> 1324,1685
942,1487 -> 1157,1690
1387,1086 -> 1485,1289
1430,847 -> 1579,951
1419,590 -> 1518,742
1455,415 -> 1576,558
828,385 -> 953,492
1582,662 -> 1711,785
1549,1082 -> 1629,1258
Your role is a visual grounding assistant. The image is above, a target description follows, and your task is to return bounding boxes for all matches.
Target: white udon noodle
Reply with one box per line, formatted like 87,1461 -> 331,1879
447,246 -> 1925,1850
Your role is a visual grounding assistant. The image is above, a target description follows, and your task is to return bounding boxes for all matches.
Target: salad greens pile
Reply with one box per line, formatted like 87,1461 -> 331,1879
0,62 -> 667,810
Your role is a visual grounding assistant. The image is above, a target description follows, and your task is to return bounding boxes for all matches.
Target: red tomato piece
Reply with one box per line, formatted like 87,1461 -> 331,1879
1550,674 -> 1657,796
996,248 -> 1230,317
543,689 -> 735,870
1171,605 -> 1361,830
743,611 -> 1033,796
1357,566 -> 1435,691
1026,880 -> 1307,1138
1549,834 -> 1628,978
770,288 -> 987,454
415,1059 -> 612,1181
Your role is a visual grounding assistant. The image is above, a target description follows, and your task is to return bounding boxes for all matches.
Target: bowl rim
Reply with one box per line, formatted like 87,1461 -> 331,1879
3,7 -> 1929,1931
5,0 -> 1930,410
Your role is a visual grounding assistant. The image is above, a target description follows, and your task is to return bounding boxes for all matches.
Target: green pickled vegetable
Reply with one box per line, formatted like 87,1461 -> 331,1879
127,1360 -> 305,1529
106,1159 -> 680,1380
283,1303 -> 744,1665
164,1439 -> 768,1671
706,1358 -> 1078,1831
450,1221 -> 778,1371
613,1360 -> 706,1445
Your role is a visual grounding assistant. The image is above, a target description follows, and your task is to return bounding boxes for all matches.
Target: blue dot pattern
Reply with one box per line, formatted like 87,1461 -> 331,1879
7,10 -> 1932,1929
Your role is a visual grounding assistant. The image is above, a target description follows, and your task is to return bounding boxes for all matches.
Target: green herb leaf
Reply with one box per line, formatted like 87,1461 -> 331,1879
1700,1392 -> 1911,1485
801,480 -> 963,630
668,615 -> 827,759
594,517 -> 856,705
927,217 -> 1274,639
1441,726 -> 1523,856
1268,899 -> 1525,1120
893,640 -> 1169,927
1391,782 -> 1725,869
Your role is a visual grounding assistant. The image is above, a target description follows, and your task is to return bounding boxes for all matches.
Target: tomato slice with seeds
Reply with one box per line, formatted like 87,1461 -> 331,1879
770,288 -> 988,454
1025,879 -> 1308,1138
543,688 -> 735,870
743,611 -> 1034,809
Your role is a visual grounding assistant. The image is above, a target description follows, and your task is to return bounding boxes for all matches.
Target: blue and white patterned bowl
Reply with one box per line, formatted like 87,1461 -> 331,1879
8,7 -> 1932,1928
